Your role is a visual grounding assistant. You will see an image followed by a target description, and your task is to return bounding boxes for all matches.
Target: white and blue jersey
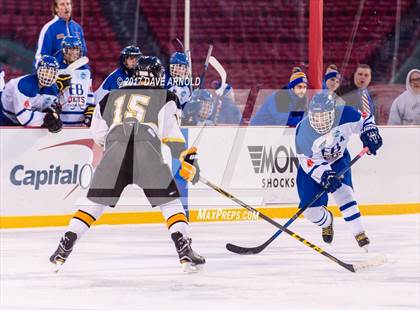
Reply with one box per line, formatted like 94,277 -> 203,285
34,16 -> 87,69
0,75 -> 59,126
94,68 -> 132,105
164,72 -> 191,109
296,106 -> 374,185
58,61 -> 94,126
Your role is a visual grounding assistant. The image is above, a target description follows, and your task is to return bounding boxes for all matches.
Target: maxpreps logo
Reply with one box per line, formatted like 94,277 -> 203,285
248,145 -> 298,188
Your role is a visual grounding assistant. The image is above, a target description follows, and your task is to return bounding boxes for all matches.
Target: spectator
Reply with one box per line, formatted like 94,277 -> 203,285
34,0 -> 87,68
250,67 -> 308,126
323,64 -> 345,106
339,64 -> 377,119
388,69 -> 420,125
211,81 -> 242,125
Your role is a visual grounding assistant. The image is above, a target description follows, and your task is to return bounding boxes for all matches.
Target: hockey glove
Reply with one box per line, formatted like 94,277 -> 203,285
179,147 -> 200,184
42,104 -> 63,133
360,124 -> 383,155
56,74 -> 72,91
83,104 -> 95,127
321,170 -> 342,193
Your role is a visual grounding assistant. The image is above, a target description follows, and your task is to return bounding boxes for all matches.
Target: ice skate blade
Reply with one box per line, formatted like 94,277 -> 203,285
51,260 -> 65,273
181,262 -> 203,273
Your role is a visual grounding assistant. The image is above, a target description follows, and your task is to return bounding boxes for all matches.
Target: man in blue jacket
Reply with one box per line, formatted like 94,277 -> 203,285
34,0 -> 87,68
250,67 -> 308,126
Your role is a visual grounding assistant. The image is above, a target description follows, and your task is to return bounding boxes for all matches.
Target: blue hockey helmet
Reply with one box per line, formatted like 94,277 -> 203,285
170,52 -> 189,66
169,52 -> 189,79
308,92 -> 336,134
37,55 -> 59,87
120,45 -> 142,74
61,36 -> 82,63
191,89 -> 214,121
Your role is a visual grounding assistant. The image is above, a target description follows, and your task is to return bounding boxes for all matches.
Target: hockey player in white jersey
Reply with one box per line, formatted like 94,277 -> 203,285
0,55 -> 63,132
295,92 -> 383,250
50,56 -> 205,272
94,45 -> 142,105
58,36 -> 95,126
165,52 -> 192,109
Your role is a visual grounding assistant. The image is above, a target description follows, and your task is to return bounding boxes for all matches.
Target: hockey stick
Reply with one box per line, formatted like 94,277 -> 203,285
64,56 -> 89,74
200,175 -> 386,273
198,44 -> 213,89
208,56 -> 227,96
226,147 -> 370,255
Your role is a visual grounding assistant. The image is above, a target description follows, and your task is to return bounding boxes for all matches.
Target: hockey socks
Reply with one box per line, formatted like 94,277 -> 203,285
159,199 -> 189,237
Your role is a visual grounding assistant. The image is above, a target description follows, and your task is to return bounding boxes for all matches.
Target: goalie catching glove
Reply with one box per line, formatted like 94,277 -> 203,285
179,147 -> 200,184
360,124 -> 383,155
56,74 -> 72,91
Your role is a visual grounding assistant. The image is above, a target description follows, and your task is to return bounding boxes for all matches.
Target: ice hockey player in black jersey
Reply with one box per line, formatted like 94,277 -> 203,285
50,56 -> 205,272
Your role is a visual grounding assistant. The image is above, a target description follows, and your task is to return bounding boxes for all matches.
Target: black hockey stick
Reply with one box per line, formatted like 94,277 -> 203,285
198,44 -> 213,89
200,174 -> 386,273
226,147 -> 370,255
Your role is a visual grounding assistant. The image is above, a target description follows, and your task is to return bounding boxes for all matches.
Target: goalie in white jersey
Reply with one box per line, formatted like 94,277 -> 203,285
295,92 -> 383,250
50,56 -> 205,272
57,36 -> 95,126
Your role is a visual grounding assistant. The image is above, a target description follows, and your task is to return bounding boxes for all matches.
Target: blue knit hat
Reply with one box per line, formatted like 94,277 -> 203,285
288,67 -> 308,89
324,70 -> 341,82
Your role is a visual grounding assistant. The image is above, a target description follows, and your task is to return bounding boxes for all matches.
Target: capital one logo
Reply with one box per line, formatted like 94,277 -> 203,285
248,145 -> 298,174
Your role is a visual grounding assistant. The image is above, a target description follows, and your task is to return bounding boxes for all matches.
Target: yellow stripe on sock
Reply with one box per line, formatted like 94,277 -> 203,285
166,213 -> 188,229
74,210 -> 96,227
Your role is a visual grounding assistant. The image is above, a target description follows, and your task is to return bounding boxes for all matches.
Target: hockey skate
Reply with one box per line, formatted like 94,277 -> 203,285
49,231 -> 77,272
355,231 -> 370,252
322,210 -> 334,244
171,232 -> 205,272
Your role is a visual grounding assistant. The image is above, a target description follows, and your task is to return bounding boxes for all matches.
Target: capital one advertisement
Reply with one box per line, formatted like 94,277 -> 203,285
1,127 -> 419,217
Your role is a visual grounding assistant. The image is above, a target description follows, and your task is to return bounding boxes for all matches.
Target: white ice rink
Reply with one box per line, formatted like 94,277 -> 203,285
1,214 -> 419,310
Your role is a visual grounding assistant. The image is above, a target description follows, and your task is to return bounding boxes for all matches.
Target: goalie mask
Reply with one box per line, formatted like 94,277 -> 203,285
169,52 -> 189,80
61,36 -> 82,64
308,92 -> 336,135
37,55 -> 59,87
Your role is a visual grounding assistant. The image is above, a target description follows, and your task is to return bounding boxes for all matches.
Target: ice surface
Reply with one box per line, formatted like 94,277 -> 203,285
1,214 -> 419,310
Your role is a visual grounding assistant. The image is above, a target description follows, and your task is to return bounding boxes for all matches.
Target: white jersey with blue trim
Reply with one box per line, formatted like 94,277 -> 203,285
1,75 -> 59,126
169,84 -> 191,108
94,68 -> 131,106
59,64 -> 94,126
295,105 -> 374,184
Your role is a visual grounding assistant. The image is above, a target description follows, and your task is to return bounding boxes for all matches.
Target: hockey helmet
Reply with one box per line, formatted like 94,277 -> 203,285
120,45 -> 142,74
169,52 -> 189,79
192,89 -> 214,122
61,36 -> 82,63
37,55 -> 59,87
134,56 -> 164,87
308,92 -> 336,135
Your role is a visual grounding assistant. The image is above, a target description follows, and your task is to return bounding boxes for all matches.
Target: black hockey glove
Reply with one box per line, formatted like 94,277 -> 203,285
321,170 -> 342,193
42,104 -> 63,133
360,124 -> 383,155
179,147 -> 200,184
56,74 -> 72,91
83,104 -> 95,127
